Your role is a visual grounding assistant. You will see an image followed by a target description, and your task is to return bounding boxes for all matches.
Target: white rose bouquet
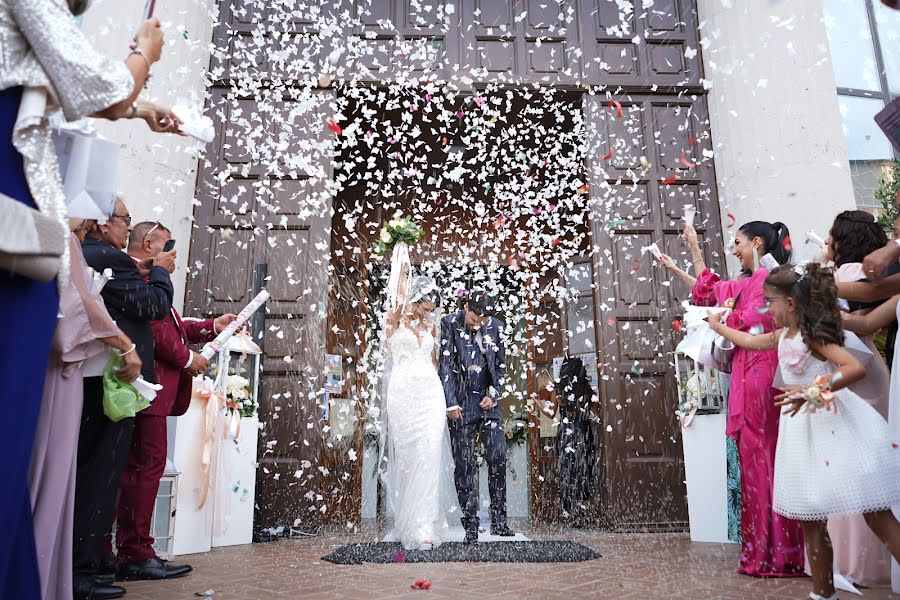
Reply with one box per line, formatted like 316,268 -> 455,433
372,211 -> 425,256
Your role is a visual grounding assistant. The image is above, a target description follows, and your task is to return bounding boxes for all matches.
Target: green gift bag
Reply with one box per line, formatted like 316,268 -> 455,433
102,352 -> 150,422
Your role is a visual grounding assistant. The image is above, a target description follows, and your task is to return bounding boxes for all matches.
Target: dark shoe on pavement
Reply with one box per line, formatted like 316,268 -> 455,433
490,524 -> 515,537
98,555 -> 118,576
117,556 -> 192,581
464,528 -> 479,544
73,576 -> 126,600
93,574 -> 116,586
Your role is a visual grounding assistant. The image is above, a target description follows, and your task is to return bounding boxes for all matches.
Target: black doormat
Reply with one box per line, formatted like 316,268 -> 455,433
321,541 -> 601,565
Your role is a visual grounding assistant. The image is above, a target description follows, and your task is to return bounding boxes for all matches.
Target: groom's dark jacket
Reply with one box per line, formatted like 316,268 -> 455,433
439,310 -> 506,416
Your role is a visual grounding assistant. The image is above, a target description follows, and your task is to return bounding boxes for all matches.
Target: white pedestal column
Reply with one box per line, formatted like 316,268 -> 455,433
681,413 -> 732,544
696,0 -> 856,271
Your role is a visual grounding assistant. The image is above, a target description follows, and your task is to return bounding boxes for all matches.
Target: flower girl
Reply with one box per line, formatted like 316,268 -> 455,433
708,264 -> 900,600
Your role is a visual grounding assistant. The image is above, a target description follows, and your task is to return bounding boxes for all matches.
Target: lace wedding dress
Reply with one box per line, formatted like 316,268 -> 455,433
382,324 -> 452,550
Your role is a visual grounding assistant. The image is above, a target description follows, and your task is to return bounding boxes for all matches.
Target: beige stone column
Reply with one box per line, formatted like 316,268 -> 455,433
79,0 -> 217,310
696,0 -> 855,273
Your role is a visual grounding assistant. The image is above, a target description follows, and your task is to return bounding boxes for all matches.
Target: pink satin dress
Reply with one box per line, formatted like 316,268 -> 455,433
692,267 -> 805,577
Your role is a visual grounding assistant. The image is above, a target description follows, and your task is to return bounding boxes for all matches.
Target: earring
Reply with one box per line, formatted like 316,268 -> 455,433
752,246 -> 760,271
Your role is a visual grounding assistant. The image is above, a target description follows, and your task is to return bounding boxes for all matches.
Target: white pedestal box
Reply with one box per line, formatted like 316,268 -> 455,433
171,395 -> 212,556
211,414 -> 259,547
681,412 -> 733,544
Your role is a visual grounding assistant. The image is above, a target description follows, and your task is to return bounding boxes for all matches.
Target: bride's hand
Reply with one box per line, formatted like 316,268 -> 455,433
447,408 -> 461,421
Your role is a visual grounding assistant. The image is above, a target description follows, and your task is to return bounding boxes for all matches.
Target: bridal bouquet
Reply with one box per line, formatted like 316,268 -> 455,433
225,374 -> 256,418
372,211 -> 425,256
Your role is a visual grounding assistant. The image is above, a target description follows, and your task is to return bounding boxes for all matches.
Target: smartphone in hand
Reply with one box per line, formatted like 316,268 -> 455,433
163,239 -> 175,252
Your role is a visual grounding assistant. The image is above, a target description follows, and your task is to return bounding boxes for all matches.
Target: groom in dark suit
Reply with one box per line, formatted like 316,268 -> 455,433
439,290 -> 514,543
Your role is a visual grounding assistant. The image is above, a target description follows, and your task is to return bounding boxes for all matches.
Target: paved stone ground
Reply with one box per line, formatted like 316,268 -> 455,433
124,522 -> 900,600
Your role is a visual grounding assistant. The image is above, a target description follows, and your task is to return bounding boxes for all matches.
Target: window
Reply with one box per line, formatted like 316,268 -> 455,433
823,0 -> 900,209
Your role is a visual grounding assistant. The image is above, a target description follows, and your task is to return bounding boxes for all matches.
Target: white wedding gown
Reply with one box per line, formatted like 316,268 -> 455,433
382,325 -> 453,550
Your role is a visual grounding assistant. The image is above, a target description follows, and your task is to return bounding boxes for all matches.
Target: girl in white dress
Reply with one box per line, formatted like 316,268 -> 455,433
708,263 -> 900,600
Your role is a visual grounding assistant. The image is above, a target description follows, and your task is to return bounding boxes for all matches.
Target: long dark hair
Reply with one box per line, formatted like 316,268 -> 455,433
739,221 -> 792,265
765,264 -> 843,348
558,356 -> 590,405
830,210 -> 887,267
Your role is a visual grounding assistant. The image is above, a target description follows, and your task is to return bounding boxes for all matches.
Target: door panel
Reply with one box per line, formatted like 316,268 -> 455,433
585,92 -> 724,527
186,86 -> 335,535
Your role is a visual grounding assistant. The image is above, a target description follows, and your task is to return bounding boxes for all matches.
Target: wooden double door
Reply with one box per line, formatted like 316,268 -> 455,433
187,0 -> 726,533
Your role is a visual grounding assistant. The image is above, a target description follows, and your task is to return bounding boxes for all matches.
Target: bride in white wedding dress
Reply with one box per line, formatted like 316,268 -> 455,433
380,246 -> 455,550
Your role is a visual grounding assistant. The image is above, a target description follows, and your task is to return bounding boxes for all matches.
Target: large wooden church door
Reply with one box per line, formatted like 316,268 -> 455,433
186,0 -> 336,535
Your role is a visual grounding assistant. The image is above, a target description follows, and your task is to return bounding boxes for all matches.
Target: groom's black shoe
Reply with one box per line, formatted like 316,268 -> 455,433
464,528 -> 479,544
490,524 -> 515,537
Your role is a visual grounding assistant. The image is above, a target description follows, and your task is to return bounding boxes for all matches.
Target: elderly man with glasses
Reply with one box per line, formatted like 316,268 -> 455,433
76,199 -> 175,596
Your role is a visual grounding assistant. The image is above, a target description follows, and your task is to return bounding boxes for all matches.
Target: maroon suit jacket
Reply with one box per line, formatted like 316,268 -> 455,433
149,310 -> 216,417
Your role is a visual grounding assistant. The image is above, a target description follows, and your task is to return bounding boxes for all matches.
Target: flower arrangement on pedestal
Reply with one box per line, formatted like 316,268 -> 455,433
225,374 -> 256,418
675,360 -> 727,426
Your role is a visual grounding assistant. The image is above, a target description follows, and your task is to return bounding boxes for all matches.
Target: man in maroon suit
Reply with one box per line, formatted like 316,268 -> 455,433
114,221 -> 236,581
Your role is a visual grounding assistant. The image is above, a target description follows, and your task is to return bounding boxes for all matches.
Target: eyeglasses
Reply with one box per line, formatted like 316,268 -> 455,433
110,213 -> 132,226
144,222 -> 161,239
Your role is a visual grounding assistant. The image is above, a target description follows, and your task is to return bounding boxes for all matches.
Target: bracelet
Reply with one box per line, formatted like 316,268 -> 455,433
129,103 -> 138,119
692,257 -> 704,264
121,343 -> 137,356
128,48 -> 152,88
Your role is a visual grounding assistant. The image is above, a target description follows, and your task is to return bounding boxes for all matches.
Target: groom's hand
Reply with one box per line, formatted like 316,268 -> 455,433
479,396 -> 495,410
447,408 -> 461,421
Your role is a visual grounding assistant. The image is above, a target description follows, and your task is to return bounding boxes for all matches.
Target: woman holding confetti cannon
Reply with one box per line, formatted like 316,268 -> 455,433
661,221 -> 805,578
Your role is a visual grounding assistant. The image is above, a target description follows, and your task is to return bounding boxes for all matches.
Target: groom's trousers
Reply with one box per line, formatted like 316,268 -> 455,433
450,413 -> 508,531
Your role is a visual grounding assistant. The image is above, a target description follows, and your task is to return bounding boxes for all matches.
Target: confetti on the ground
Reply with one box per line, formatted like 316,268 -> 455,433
412,579 -> 432,590
393,551 -> 407,563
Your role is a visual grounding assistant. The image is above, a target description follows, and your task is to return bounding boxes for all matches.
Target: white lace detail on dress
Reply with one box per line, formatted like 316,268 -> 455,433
381,326 -> 455,550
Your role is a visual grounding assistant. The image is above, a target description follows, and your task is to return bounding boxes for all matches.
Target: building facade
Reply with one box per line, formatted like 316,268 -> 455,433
78,0 -> 878,536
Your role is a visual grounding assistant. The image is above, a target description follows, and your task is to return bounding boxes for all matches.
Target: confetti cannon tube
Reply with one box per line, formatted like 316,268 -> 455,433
200,290 -> 270,360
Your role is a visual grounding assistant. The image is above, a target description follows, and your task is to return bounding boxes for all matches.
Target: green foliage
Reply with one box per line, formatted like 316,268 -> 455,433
876,159 -> 900,233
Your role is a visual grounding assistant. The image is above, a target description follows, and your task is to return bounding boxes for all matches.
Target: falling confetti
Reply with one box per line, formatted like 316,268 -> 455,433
608,100 -> 623,119
782,235 -> 793,253
726,213 -> 736,228
679,150 -> 696,169
661,175 -> 678,185
325,118 -> 342,136
600,147 -> 614,161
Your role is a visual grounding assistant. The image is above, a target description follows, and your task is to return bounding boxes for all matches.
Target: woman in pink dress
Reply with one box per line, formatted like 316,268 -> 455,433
28,219 -> 141,600
824,211 -> 893,588
663,220 -> 805,577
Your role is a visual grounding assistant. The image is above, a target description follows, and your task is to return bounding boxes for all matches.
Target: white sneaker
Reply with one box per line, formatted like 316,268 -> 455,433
809,592 -> 839,600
